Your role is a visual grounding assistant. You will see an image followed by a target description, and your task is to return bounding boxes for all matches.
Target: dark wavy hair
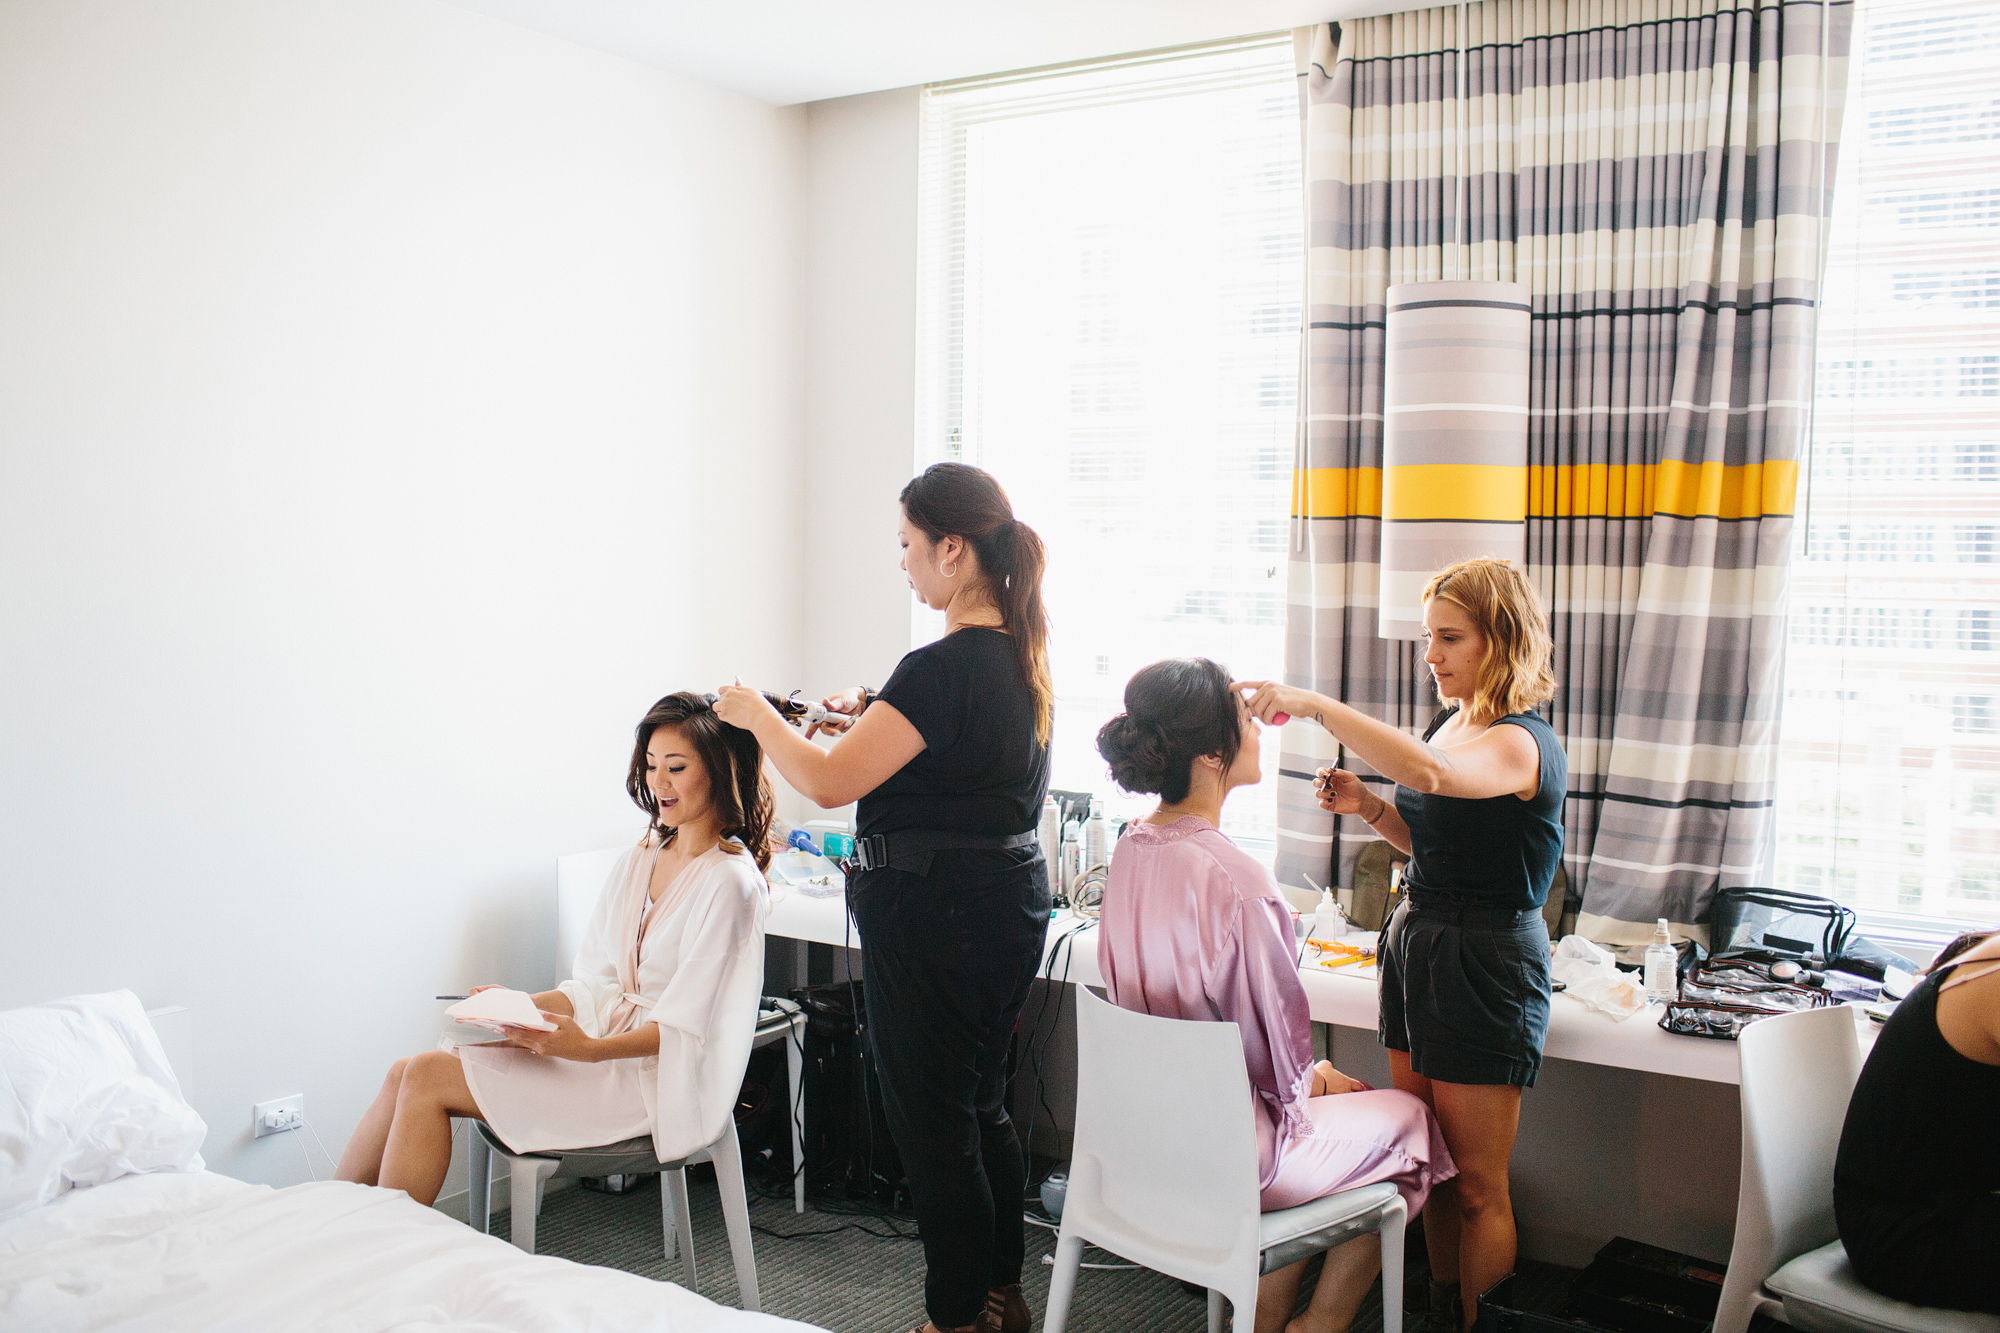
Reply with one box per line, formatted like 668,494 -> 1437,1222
1925,929 -> 1999,976
900,463 -> 1054,744
624,691 -> 775,873
1095,658 -> 1242,804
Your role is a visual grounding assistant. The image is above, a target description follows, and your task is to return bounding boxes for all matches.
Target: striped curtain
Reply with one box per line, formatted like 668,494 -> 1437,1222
1278,0 -> 1851,945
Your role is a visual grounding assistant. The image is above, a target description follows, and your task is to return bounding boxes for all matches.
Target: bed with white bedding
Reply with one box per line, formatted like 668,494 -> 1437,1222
0,1168 -> 815,1332
0,991 -> 826,1333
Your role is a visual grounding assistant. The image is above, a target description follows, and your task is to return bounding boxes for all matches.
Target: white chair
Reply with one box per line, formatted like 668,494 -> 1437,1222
1714,1005 -> 2000,1333
1047,987 -> 1405,1333
463,998 -> 806,1313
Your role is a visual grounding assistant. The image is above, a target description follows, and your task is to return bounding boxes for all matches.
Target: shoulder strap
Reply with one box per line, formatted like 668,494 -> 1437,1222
1940,934 -> 2000,993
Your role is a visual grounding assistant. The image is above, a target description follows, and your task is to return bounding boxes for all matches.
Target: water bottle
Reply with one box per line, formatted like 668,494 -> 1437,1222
1644,918 -> 1678,1005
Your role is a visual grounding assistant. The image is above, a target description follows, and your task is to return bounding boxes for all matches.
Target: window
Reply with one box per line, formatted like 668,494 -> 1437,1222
917,36 -> 1300,853
1777,0 -> 2000,928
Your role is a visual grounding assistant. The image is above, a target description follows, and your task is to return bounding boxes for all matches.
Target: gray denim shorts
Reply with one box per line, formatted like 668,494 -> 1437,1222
1378,897 -> 1553,1087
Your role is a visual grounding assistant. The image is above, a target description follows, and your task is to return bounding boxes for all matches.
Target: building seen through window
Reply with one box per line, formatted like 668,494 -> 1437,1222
1777,0 -> 2000,925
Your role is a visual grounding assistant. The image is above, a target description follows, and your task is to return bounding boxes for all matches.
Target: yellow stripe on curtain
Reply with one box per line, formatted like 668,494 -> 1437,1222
1292,460 -> 1800,520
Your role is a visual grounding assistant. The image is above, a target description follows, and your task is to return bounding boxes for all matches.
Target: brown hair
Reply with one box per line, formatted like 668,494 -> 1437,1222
1422,558 -> 1558,723
900,463 -> 1054,743
624,691 -> 775,873
1096,659 -> 1241,804
1923,929 -> 1999,976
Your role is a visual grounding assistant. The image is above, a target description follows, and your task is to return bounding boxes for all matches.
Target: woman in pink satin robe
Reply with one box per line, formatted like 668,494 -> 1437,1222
1096,658 -> 1455,1333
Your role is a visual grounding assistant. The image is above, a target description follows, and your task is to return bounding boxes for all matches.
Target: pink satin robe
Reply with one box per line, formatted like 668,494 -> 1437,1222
1098,816 -> 1455,1213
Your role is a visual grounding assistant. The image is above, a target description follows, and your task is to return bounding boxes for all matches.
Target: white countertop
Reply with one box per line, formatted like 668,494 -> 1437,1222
767,889 -> 1871,1087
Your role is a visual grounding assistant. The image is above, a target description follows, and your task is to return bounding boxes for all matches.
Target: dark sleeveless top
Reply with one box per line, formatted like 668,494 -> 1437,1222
1835,965 -> 2000,1234
1394,709 -> 1566,913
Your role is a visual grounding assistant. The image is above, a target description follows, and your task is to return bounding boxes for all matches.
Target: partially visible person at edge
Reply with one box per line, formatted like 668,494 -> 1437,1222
1834,927 -> 2000,1314
714,463 -> 1052,1333
1238,556 -> 1566,1333
1097,656 -> 1457,1333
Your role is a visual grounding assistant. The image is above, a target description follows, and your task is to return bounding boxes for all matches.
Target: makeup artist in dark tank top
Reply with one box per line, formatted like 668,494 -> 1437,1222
716,463 -> 1053,1333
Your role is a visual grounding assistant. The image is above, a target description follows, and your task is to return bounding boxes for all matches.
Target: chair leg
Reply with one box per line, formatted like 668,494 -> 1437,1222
664,1167 -> 697,1289
786,1014 -> 805,1215
1043,1230 -> 1085,1333
1379,1197 -> 1408,1333
466,1125 -> 491,1235
1207,1287 -> 1225,1333
708,1119 -> 761,1312
507,1156 -> 559,1254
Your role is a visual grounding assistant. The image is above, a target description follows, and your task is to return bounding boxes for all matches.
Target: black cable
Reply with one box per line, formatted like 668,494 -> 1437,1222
1019,918 -> 1093,1173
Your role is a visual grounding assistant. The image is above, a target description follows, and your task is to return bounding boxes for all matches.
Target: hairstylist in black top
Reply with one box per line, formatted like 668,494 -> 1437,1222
1237,557 -> 1564,1333
714,463 -> 1053,1333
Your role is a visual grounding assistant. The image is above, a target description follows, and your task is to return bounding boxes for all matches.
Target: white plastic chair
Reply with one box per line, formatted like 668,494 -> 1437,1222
1715,1005 -> 2000,1333
462,999 -> 805,1313
1047,987 -> 1405,1333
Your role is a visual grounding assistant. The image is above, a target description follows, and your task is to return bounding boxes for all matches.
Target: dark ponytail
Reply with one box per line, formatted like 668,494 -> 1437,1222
900,463 -> 1054,744
624,691 -> 776,872
1095,659 -> 1241,804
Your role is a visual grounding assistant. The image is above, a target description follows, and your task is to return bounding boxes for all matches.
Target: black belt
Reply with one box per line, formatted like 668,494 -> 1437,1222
847,828 -> 1040,876
1406,895 -> 1543,929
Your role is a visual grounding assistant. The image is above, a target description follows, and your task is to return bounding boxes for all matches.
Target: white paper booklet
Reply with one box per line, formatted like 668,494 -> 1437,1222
444,988 -> 557,1033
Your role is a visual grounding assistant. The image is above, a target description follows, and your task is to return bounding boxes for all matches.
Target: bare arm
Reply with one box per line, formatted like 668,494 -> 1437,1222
713,684 -> 926,808
1316,770 -> 1414,855
1239,681 -> 1541,801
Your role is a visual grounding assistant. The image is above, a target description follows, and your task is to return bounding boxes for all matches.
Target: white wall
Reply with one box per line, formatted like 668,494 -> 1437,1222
0,0 -> 805,1188
800,87 -> 925,700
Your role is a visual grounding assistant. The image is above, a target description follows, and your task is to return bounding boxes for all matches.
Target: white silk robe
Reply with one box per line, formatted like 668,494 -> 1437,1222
459,839 -> 769,1161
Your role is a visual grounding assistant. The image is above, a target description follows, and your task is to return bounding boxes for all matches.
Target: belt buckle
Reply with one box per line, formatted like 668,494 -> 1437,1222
855,834 -> 889,871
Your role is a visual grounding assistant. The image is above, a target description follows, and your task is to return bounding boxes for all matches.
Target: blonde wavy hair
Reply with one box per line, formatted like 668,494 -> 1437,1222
1422,558 -> 1558,722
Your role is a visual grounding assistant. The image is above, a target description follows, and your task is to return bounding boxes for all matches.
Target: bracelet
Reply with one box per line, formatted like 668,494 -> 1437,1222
1363,792 -> 1388,824
858,686 -> 876,711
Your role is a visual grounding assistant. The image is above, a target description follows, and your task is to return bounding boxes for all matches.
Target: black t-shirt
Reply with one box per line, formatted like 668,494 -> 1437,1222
857,627 -> 1051,839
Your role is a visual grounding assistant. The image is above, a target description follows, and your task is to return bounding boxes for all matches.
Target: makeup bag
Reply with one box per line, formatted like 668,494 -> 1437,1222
1708,887 -> 1855,963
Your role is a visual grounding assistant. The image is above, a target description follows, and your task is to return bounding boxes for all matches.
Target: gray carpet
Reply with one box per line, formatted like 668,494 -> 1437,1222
500,1175 -> 1579,1333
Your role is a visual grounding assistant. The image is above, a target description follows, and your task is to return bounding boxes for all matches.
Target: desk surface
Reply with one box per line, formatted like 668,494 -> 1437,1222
767,889 -> 1871,1088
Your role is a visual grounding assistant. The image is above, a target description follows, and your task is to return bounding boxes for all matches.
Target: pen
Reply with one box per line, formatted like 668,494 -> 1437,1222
436,995 -> 469,1000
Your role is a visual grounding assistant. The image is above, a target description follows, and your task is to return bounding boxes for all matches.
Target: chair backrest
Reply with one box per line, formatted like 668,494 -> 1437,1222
1732,1005 -> 1866,1282
1069,987 -> 1264,1255
557,846 -> 627,975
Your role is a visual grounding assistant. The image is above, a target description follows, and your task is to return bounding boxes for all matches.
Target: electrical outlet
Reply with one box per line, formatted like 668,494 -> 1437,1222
253,1094 -> 305,1138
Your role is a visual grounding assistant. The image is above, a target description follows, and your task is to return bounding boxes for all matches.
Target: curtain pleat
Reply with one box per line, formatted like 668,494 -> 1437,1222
1279,0 -> 1851,943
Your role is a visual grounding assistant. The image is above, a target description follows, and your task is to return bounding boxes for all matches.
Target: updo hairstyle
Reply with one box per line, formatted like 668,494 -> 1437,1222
1095,658 -> 1241,804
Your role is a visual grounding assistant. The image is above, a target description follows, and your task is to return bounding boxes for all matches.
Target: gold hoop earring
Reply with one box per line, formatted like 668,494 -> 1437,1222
942,560 -> 958,578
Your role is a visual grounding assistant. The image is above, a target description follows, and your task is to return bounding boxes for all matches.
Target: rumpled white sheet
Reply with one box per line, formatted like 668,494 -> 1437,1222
1550,935 -> 1649,1020
0,1170 -> 825,1333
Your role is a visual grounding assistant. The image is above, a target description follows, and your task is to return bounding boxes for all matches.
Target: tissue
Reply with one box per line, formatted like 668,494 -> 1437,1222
1550,934 -> 1649,1020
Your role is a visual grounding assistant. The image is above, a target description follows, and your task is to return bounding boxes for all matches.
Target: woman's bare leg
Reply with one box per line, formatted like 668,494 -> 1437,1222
1256,1260 -> 1310,1333
336,1056 -> 412,1186
379,1049 -> 483,1207
1426,1081 -> 1524,1329
1389,1051 -> 1460,1292
1289,1233 -> 1382,1333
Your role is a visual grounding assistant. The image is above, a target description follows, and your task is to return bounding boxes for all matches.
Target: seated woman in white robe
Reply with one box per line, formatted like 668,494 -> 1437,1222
335,690 -> 773,1208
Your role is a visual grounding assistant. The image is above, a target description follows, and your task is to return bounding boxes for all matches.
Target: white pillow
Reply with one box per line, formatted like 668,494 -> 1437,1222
0,989 -> 207,1222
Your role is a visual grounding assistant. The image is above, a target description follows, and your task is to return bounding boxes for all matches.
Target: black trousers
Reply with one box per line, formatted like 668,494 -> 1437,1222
850,848 -> 1049,1329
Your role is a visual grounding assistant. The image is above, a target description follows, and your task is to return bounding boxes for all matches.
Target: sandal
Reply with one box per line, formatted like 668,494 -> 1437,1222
986,1283 -> 1032,1333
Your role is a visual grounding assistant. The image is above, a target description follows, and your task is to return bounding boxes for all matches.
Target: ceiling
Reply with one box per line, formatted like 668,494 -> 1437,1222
436,1 -> 1381,106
